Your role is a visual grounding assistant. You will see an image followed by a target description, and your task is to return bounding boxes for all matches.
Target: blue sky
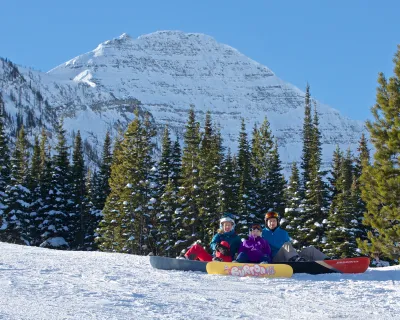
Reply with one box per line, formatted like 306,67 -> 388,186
1,0 -> 399,120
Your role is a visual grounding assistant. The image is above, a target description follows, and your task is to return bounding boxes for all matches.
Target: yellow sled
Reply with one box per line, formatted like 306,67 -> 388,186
206,261 -> 293,278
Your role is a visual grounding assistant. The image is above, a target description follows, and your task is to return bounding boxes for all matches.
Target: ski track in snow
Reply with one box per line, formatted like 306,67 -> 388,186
0,243 -> 399,320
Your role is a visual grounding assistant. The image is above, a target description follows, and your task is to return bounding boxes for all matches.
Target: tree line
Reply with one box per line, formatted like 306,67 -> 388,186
0,46 -> 399,263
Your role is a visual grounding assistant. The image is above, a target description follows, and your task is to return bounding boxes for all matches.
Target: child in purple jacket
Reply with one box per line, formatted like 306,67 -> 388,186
235,224 -> 272,264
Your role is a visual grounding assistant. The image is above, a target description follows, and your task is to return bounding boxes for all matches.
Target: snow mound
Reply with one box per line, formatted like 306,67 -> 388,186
0,242 -> 399,319
39,237 -> 69,249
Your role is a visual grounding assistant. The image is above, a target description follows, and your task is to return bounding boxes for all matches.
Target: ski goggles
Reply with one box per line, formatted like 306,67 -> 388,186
251,224 -> 262,231
265,211 -> 279,220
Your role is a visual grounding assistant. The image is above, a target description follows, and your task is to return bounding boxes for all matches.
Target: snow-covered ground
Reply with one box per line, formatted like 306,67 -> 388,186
0,242 -> 399,320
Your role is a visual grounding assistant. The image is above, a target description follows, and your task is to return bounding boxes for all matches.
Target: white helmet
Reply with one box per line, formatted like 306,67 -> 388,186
220,217 -> 235,230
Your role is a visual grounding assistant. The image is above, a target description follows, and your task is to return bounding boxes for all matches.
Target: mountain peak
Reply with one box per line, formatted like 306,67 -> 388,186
98,32 -> 133,48
118,32 -> 131,40
137,30 -> 237,54
38,31 -> 367,170
138,30 -> 216,41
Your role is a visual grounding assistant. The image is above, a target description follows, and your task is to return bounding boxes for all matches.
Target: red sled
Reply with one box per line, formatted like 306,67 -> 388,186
279,257 -> 370,274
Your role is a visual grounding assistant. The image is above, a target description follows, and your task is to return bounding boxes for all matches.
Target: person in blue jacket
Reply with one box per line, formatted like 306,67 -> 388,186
262,211 -> 327,262
209,214 -> 242,260
182,213 -> 242,262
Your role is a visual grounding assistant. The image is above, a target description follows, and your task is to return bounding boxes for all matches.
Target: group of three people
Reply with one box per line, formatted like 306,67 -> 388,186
183,211 -> 327,263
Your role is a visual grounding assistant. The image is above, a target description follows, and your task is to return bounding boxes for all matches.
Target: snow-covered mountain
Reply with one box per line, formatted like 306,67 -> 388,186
0,31 -> 366,168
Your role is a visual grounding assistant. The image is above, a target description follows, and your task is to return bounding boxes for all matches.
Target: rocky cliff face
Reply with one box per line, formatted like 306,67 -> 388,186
0,31 -> 366,169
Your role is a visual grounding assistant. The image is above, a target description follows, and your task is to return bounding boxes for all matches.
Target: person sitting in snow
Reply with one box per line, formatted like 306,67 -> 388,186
262,211 -> 328,262
181,213 -> 242,262
234,223 -> 272,264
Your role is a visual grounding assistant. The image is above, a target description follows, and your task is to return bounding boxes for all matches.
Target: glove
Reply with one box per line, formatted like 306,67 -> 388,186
212,257 -> 223,262
260,255 -> 271,264
216,243 -> 230,256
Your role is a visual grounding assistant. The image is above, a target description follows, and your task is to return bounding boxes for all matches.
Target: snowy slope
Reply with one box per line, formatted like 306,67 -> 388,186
1,31 -> 367,168
0,242 -> 399,320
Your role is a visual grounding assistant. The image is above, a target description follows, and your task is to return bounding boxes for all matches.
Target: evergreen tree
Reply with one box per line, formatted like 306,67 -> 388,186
27,135 -> 42,245
88,170 -> 101,218
152,126 -> 172,254
325,149 -> 361,258
358,47 -> 400,260
236,119 -> 253,236
265,141 -> 286,215
170,138 -> 182,190
198,112 -> 224,245
157,125 -> 173,194
37,129 -> 53,246
98,110 -> 156,254
250,123 -> 263,221
352,133 -> 370,245
16,112 -> 23,134
3,126 -> 31,244
174,107 -> 201,254
142,113 -> 158,255
311,105 -> 323,170
84,169 -> 101,250
281,162 -> 302,247
155,132 -> 181,257
157,179 -> 179,257
323,145 -> 343,252
70,131 -> 87,249
298,102 -> 328,249
0,93 -> 11,231
95,131 -> 112,211
349,175 -> 368,253
29,136 -> 41,190
301,84 -> 313,191
328,146 -> 343,203
219,150 -> 239,215
354,133 -> 370,178
88,132 -> 113,248
41,120 -> 72,249
250,118 -> 274,221
96,138 -> 123,252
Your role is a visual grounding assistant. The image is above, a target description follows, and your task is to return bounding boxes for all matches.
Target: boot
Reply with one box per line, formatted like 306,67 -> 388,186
288,255 -> 307,262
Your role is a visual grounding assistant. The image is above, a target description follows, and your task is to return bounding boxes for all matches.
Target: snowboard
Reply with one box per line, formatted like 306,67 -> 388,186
279,257 -> 370,275
149,255 -> 207,272
206,261 -> 293,278
149,256 -> 369,275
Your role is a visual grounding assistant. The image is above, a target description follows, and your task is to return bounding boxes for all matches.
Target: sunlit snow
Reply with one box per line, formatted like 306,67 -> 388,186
1,242 -> 398,319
